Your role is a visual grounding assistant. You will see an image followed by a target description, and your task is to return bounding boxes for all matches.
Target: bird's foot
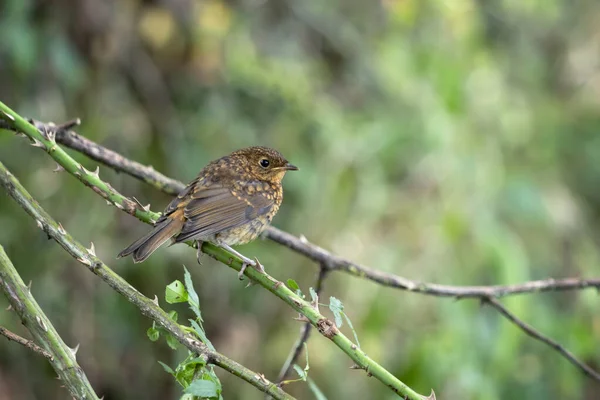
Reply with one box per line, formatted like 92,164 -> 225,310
238,257 -> 265,281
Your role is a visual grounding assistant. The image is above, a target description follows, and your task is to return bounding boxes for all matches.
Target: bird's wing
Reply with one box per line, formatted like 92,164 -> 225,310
156,177 -> 199,224
173,182 -> 274,243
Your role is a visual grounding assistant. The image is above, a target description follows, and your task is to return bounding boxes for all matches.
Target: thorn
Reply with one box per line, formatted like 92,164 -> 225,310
90,166 -> 100,179
257,373 -> 268,383
86,242 -> 96,257
52,164 -> 64,173
16,132 -> 27,138
2,110 -> 15,121
351,344 -> 357,350
44,127 -> 56,143
6,304 -> 12,311
114,203 -> 124,210
143,204 -> 151,212
76,257 -> 92,266
57,223 -> 66,235
152,295 -> 159,307
106,200 -> 112,206
349,364 -> 362,370
244,281 -> 256,289
78,165 -> 89,176
55,375 -> 61,380
30,138 -> 45,148
299,234 -> 308,244
27,281 -> 32,292
69,343 -> 80,357
36,220 -> 44,230
294,315 -> 310,322
36,316 -> 48,332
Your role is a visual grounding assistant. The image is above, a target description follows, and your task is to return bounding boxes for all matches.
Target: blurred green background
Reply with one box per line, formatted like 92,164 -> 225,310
1,0 -> 600,399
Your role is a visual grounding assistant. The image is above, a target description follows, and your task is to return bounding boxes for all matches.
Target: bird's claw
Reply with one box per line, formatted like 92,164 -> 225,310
237,257 -> 265,282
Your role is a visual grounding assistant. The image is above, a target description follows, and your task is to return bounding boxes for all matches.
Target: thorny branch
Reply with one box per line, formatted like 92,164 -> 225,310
0,246 -> 99,399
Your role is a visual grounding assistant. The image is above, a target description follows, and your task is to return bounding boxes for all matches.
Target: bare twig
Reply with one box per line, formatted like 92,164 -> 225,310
264,227 -> 600,298
277,264 -> 329,386
0,326 -> 53,360
483,297 -> 600,382
2,118 -> 596,300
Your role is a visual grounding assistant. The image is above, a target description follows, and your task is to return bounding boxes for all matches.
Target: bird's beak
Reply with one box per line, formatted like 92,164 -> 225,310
284,163 -> 299,171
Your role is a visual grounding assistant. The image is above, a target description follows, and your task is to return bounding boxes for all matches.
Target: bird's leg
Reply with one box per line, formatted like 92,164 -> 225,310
217,242 -> 265,279
196,240 -> 204,265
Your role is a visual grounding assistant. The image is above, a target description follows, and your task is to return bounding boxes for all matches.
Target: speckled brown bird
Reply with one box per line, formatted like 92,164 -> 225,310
118,146 -> 298,277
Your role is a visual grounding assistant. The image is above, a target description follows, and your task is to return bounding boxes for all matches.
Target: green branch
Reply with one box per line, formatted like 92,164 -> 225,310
0,102 -> 430,398
0,160 -> 294,400
0,246 -> 100,400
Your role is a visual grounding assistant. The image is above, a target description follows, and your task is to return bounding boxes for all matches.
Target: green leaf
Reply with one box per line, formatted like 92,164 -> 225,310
185,356 -> 207,368
183,266 -> 200,308
190,319 -> 216,351
185,379 -> 219,397
329,296 -> 344,328
309,287 -> 318,303
293,364 -> 306,380
166,333 -> 179,350
166,280 -> 188,304
158,361 -> 175,375
287,278 -> 300,291
307,376 -> 328,400
147,326 -> 160,342
168,310 -> 178,322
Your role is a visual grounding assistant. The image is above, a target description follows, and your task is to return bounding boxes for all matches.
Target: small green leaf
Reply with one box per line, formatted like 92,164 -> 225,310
185,379 -> 219,397
166,280 -> 188,304
184,356 -> 207,368
293,364 -> 307,380
287,279 -> 300,291
168,310 -> 178,322
147,327 -> 160,342
166,333 -> 179,350
190,319 -> 216,351
309,287 -> 318,303
158,361 -> 175,375
183,266 -> 200,309
329,296 -> 344,328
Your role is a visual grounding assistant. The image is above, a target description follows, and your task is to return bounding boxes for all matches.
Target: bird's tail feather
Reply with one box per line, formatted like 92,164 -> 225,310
118,218 -> 182,263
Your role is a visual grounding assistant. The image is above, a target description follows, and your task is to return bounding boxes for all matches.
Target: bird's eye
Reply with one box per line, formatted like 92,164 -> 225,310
259,158 -> 270,168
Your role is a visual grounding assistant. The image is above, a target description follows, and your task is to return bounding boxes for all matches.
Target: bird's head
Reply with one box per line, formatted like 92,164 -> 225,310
231,146 -> 298,183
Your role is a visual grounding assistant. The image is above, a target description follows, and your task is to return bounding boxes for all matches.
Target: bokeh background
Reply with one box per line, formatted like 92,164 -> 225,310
1,0 -> 600,399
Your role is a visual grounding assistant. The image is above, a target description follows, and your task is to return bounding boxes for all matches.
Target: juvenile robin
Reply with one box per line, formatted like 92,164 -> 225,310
118,146 -> 298,278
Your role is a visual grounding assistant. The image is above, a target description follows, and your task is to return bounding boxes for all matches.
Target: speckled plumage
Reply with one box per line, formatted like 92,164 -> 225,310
118,146 -> 297,263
